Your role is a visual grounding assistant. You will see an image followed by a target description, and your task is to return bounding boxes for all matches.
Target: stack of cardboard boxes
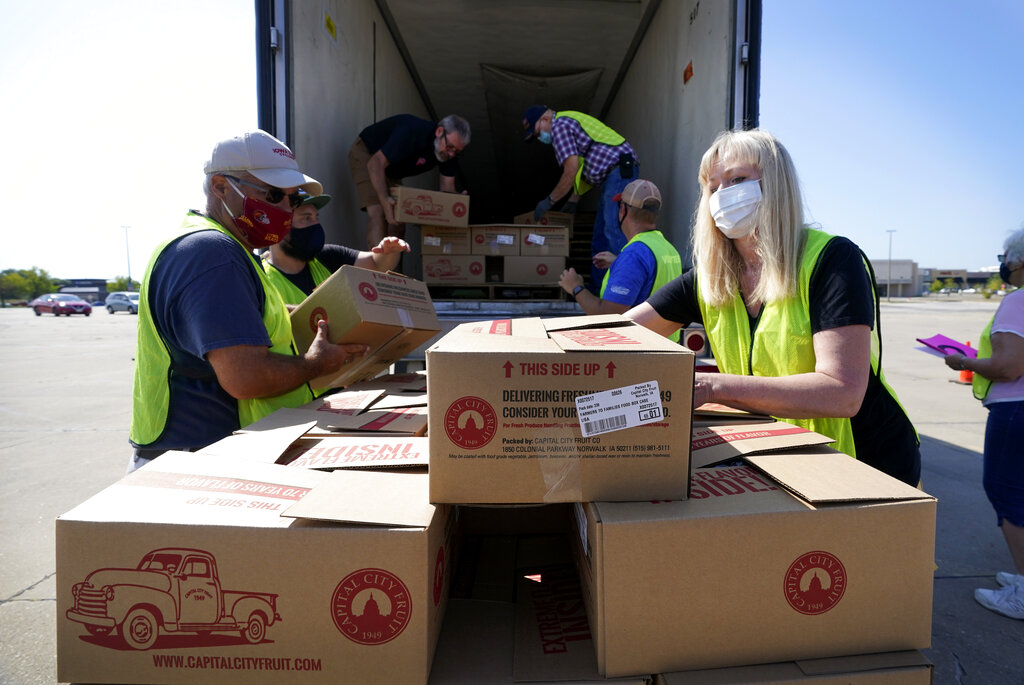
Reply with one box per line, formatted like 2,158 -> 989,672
55,301 -> 937,683
411,188 -> 573,287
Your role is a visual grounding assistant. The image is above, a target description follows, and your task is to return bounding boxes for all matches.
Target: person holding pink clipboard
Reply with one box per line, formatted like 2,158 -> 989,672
943,227 -> 1024,620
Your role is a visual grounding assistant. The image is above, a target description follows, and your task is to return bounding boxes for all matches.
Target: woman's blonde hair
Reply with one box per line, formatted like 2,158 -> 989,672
692,129 -> 807,306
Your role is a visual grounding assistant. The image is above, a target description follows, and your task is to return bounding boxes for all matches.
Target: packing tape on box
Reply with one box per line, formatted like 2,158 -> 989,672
397,308 -> 413,328
540,456 -> 583,502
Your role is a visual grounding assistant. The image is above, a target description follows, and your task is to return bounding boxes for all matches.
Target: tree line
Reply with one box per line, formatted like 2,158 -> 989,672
0,268 -> 138,306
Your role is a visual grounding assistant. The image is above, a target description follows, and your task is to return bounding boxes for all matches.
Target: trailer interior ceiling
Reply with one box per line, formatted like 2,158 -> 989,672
376,0 -> 660,221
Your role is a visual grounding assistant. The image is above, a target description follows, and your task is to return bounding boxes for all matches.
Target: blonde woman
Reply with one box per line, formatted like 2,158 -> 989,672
626,129 -> 920,485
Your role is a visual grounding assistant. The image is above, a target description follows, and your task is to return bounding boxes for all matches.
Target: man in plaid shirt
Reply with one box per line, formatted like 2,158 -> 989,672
522,105 -> 638,289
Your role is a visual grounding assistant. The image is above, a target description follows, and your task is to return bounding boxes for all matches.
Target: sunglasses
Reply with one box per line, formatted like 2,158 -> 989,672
225,175 -> 303,208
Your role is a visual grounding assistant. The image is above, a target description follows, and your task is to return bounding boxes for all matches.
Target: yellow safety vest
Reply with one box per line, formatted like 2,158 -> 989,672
696,228 -> 909,458
600,230 -> 682,342
554,111 -> 627,196
130,213 -> 313,446
263,257 -> 332,306
972,318 -> 994,400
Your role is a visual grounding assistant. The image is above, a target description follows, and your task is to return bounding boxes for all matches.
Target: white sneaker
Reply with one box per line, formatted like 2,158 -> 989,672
995,571 -> 1024,588
975,584 -> 1024,619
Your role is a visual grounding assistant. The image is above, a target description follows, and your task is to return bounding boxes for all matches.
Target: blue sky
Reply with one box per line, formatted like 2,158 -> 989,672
0,0 -> 1020,279
759,0 -> 1024,271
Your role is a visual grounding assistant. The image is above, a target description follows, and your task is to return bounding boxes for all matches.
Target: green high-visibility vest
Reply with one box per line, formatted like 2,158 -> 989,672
600,230 -> 682,342
555,111 -> 627,196
972,318 -> 994,400
130,213 -> 313,447
696,228 -> 910,458
263,257 -> 332,306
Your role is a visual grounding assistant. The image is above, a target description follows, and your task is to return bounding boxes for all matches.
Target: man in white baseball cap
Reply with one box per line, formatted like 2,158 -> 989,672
558,178 -> 683,341
127,130 -> 368,472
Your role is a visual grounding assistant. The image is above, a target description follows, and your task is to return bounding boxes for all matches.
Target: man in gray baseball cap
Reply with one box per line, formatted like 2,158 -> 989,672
127,130 -> 368,472
558,178 -> 682,341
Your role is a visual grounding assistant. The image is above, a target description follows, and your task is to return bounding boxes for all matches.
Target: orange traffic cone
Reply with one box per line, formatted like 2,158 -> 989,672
959,341 -> 974,383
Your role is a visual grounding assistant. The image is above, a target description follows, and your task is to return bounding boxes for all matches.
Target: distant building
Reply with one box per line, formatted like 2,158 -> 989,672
59,279 -> 109,304
868,259 -> 919,297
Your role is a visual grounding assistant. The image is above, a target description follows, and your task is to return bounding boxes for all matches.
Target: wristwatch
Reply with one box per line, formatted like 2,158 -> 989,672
571,285 -> 585,298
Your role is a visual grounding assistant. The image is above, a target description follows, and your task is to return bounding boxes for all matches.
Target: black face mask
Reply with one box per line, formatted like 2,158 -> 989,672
280,223 -> 326,262
999,261 -> 1013,283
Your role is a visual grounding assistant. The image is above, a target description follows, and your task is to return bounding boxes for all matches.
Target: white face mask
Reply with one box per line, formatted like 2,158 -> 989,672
709,178 -> 761,239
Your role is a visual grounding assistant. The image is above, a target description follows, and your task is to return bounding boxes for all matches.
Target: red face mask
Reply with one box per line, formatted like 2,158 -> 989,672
223,179 -> 293,248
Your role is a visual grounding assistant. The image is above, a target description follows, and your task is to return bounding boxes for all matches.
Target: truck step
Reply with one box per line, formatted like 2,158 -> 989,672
427,284 -> 567,302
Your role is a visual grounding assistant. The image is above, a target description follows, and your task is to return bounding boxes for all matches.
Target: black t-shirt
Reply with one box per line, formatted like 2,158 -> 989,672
647,236 -> 920,485
276,244 -> 361,296
358,114 -> 459,180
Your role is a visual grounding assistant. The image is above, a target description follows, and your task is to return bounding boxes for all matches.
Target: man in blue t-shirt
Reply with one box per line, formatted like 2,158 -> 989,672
348,114 -> 471,248
558,179 -> 682,322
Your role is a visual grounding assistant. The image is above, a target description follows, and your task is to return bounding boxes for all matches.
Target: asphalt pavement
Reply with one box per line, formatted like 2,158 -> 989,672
0,298 -> 1022,684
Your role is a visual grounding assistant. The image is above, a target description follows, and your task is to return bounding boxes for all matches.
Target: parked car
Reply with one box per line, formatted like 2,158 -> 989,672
105,291 -> 140,314
29,293 -> 92,316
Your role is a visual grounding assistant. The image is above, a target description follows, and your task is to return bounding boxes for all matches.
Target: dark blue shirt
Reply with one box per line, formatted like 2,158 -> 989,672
359,114 -> 458,180
137,216 -> 272,451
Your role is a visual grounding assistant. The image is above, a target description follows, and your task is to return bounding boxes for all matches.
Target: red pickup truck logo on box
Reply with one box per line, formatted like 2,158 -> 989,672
65,548 -> 280,650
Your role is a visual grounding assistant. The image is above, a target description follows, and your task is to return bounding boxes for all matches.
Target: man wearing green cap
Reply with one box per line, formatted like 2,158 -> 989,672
263,193 -> 411,305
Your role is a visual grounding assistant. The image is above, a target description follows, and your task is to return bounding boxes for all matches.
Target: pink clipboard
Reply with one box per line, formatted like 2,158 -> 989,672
916,333 -> 977,358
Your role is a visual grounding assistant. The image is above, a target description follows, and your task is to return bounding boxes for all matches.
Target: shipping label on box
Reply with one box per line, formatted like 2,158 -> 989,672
426,316 -> 694,504
393,187 -> 469,227
470,225 -> 520,256
57,454 -> 456,685
503,256 -> 565,284
421,226 -> 471,255
421,255 -> 485,283
513,210 -> 574,230
290,266 -> 440,389
519,226 -> 570,257
574,450 -> 936,677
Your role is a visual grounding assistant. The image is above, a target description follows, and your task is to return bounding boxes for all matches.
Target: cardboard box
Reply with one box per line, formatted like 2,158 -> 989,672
519,226 -> 571,257
503,256 -> 566,284
471,225 -> 521,256
290,266 -> 440,389
514,210 -> 574,230
426,315 -> 694,504
421,226 -> 472,255
57,453 -> 455,685
656,651 -> 933,684
393,187 -> 469,227
573,449 -> 936,676
690,420 -> 835,468
421,255 -> 486,284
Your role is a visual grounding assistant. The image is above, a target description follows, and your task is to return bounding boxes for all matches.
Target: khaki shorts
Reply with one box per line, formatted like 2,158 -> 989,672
348,137 -> 401,210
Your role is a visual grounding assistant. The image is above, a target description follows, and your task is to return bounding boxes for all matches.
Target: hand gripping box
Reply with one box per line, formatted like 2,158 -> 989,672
57,453 -> 455,685
393,187 -> 469,227
290,265 -> 440,389
426,315 -> 694,504
573,449 -> 936,677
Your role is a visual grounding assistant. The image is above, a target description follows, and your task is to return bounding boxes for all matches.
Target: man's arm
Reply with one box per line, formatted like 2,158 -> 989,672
558,267 -> 628,316
367,150 -> 398,225
353,237 -> 411,272
207,321 -> 367,399
549,156 -> 579,203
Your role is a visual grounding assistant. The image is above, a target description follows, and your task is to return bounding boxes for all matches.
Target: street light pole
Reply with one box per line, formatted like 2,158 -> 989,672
122,225 -> 132,291
886,229 -> 896,302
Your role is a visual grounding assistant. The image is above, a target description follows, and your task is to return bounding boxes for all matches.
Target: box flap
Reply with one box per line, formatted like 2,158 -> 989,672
235,406 -> 339,434
795,650 -> 933,676
747,449 -> 934,503
370,391 -> 428,410
281,469 -> 434,527
693,402 -> 773,424
197,420 -> 315,463
542,313 -> 628,332
691,421 -> 834,469
325,406 -> 428,435
303,388 -> 386,415
346,371 -> 427,393
548,321 -> 687,353
279,435 -> 430,470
